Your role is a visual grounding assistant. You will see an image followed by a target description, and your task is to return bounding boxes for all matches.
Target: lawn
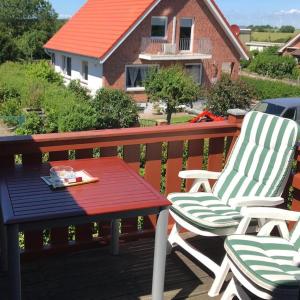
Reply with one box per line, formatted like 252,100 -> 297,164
251,30 -> 300,43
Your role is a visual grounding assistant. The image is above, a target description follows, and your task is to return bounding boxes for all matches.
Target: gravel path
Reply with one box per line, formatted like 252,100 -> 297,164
0,120 -> 13,136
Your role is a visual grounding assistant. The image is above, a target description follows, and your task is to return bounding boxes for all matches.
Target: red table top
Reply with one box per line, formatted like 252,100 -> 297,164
0,157 -> 170,225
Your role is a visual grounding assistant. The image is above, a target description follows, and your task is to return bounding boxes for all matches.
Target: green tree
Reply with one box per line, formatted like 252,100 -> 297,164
16,30 -> 48,60
206,75 -> 255,117
144,65 -> 201,124
93,88 -> 138,129
279,25 -> 295,33
0,30 -> 18,63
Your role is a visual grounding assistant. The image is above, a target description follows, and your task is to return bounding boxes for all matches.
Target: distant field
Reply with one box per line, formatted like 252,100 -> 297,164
251,30 -> 300,43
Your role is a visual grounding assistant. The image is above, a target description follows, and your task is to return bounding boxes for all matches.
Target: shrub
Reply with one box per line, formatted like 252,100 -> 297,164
58,104 -> 97,132
205,75 -> 255,116
93,88 -> 138,129
0,98 -> 22,126
248,50 -> 296,79
26,60 -> 63,84
0,30 -> 18,64
15,112 -> 45,135
241,76 -> 300,99
68,80 -> 91,101
0,85 -> 20,103
144,65 -> 201,124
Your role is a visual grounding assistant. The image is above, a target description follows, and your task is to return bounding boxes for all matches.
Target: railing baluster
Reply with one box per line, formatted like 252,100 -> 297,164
186,140 -> 204,191
165,141 -> 184,195
122,145 -> 140,235
143,143 -> 163,230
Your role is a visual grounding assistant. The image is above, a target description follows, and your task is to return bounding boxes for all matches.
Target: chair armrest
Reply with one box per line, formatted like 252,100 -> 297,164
240,207 -> 300,222
178,170 -> 221,180
228,196 -> 284,208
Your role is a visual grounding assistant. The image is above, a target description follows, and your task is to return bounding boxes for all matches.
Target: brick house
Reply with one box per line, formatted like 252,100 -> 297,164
279,33 -> 300,65
44,0 -> 248,101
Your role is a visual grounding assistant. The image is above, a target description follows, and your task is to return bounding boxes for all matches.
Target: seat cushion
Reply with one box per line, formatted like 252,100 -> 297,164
169,193 -> 242,230
225,235 -> 300,293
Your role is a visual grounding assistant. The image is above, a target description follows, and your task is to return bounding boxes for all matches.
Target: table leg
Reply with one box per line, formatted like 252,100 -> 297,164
151,207 -> 169,300
111,219 -> 120,255
8,224 -> 21,300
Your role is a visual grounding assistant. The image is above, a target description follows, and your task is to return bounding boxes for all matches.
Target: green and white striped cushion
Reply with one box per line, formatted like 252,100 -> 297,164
169,112 -> 298,229
213,111 -> 299,204
170,193 -> 242,229
225,235 -> 300,293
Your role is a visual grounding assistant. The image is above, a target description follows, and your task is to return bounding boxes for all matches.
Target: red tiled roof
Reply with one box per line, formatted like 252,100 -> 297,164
44,0 -> 248,60
44,0 -> 157,59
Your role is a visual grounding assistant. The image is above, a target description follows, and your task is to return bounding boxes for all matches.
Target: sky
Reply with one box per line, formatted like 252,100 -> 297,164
49,0 -> 300,28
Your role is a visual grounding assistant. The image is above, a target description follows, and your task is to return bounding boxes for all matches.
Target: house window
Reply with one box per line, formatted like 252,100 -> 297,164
179,18 -> 193,51
62,55 -> 72,76
51,53 -> 55,65
185,64 -> 203,85
151,16 -> 167,38
82,61 -> 88,81
126,65 -> 156,90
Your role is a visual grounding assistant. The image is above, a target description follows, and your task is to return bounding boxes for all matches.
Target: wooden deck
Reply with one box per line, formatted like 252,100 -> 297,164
0,235 -> 228,300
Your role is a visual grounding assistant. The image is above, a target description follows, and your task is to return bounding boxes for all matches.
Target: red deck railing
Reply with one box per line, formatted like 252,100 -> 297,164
0,113 -> 298,258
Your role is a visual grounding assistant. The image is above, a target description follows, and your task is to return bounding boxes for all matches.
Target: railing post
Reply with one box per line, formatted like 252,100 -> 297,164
227,109 -> 246,124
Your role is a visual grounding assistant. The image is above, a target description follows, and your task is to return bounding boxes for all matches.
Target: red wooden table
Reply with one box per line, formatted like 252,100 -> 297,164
0,157 -> 170,300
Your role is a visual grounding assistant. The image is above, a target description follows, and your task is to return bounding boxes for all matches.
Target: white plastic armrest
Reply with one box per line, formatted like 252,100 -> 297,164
228,196 -> 284,208
178,170 -> 221,180
240,207 -> 300,222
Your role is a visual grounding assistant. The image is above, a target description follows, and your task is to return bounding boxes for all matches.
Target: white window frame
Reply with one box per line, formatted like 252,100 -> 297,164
125,64 -> 158,92
179,17 -> 194,52
62,55 -> 72,77
151,16 -> 168,39
81,61 -> 89,82
185,63 -> 203,85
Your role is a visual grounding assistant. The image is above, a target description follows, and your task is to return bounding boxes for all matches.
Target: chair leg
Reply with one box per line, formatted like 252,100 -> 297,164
221,279 -> 236,300
208,255 -> 230,297
167,222 -> 181,255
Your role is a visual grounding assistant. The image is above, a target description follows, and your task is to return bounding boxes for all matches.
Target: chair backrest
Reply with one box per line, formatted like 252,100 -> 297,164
213,111 -> 299,204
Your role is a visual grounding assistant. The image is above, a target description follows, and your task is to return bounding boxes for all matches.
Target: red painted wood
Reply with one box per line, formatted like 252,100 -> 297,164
0,122 -> 238,155
101,147 -> 118,157
143,143 -> 162,229
22,153 -> 42,166
76,149 -> 93,159
207,138 -> 225,172
49,151 -> 69,161
165,141 -> 184,195
122,145 -> 140,234
186,140 -> 203,191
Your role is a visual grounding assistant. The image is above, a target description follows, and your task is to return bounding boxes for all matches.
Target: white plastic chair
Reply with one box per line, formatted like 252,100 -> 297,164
167,111 -> 299,296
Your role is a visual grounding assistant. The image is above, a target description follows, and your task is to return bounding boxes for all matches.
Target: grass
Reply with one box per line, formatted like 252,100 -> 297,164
251,30 -> 300,43
171,115 -> 193,124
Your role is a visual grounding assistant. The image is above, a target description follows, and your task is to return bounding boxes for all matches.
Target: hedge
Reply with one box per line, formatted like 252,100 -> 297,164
240,76 -> 300,100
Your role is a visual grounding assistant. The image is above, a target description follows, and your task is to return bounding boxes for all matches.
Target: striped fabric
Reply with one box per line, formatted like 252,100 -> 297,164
170,193 -> 242,229
225,235 -> 300,293
169,112 -> 299,229
214,111 -> 298,204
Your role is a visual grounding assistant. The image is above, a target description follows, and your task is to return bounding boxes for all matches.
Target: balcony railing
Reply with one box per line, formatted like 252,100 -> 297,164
0,113 -> 298,259
140,37 -> 212,56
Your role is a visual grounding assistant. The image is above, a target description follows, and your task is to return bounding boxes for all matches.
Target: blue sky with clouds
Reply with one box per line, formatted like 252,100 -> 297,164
49,0 -> 300,28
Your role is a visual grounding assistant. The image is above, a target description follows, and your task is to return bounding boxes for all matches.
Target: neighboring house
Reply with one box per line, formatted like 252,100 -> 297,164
239,27 -> 252,45
279,33 -> 300,64
44,0 -> 248,101
246,41 -> 284,53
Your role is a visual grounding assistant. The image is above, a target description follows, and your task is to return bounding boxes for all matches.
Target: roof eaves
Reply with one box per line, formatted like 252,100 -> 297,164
100,0 -> 161,63
278,33 -> 300,53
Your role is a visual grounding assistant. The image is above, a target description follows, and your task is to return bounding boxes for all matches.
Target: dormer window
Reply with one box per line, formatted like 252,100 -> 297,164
151,16 -> 167,38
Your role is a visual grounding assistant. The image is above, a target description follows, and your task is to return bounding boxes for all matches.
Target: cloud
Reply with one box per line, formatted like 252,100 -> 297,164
275,9 -> 300,16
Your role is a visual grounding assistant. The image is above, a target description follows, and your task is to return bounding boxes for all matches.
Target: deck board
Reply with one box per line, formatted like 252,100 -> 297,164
0,235 -> 229,299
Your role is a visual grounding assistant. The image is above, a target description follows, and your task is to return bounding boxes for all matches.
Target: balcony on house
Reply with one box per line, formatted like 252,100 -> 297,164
139,37 -> 213,61
0,112 -> 299,299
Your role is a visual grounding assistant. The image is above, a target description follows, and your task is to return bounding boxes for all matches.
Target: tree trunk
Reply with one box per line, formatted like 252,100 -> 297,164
166,110 -> 172,124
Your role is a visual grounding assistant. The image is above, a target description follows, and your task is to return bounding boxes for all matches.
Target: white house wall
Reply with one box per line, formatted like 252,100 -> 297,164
53,52 -> 103,95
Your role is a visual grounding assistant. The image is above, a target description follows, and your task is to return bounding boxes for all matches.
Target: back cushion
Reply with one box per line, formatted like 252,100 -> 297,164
213,111 -> 298,204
